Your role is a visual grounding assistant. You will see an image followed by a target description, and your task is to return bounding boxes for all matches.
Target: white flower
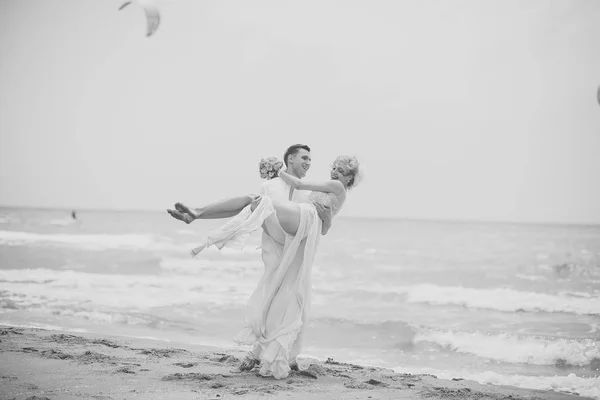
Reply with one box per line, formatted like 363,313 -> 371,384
259,157 -> 283,180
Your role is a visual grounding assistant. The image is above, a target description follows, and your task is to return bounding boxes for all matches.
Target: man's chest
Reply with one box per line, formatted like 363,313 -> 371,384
266,180 -> 309,203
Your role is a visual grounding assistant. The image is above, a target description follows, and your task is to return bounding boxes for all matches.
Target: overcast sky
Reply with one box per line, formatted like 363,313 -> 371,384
1,0 -> 599,224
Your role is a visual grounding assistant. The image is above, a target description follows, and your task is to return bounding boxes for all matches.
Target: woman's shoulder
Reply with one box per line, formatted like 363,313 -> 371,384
330,179 -> 346,194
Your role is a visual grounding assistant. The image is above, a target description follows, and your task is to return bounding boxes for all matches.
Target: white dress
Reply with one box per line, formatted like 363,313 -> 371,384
192,191 -> 344,379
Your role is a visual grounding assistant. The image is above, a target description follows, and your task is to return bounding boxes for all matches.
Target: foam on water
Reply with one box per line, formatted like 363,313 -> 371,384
0,320 -> 88,333
0,268 -> 258,309
312,281 -> 600,316
516,273 -> 548,282
0,230 -> 263,256
401,284 -> 600,315
391,366 -> 600,399
49,309 -> 159,326
159,257 -> 263,274
0,229 -> 264,257
49,218 -> 78,227
0,230 -> 161,251
414,328 -> 600,367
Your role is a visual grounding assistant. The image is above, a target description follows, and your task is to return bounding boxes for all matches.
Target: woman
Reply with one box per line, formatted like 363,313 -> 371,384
171,155 -> 361,379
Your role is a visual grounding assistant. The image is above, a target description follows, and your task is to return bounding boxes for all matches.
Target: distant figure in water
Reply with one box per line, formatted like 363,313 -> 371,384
49,210 -> 79,226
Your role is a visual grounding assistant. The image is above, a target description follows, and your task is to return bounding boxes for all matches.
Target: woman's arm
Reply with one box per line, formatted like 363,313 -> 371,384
321,215 -> 332,235
279,171 -> 345,195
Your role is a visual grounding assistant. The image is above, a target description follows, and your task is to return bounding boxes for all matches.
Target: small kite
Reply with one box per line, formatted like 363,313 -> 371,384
119,0 -> 161,37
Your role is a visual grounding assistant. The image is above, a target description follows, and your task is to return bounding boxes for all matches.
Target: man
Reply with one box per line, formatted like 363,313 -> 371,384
257,144 -> 322,269
236,144 -> 332,374
167,144 -> 331,374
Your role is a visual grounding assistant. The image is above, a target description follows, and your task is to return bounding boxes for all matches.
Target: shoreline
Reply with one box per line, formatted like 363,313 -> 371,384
0,325 -> 593,400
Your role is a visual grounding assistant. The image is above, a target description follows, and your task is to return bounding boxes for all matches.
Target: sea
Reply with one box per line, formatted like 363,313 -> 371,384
0,207 -> 598,398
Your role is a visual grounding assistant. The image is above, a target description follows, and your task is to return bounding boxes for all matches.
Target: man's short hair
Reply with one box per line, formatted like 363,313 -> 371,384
283,144 -> 311,167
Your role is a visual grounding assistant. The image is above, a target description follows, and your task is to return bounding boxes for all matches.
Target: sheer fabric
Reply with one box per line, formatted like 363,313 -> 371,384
191,196 -> 321,379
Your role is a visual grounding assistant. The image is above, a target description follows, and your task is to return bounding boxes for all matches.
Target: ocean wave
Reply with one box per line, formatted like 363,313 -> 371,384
391,366 -> 600,399
159,257 -> 263,274
49,218 -> 78,227
199,245 -> 261,256
0,229 -> 262,256
515,273 -> 548,282
313,316 -> 417,335
561,290 -> 595,299
551,262 -> 599,280
0,320 -> 88,333
401,284 -> 600,316
317,282 -> 600,316
0,230 -> 161,251
414,329 -> 600,367
0,268 -> 257,309
50,308 -> 160,326
0,214 -> 21,224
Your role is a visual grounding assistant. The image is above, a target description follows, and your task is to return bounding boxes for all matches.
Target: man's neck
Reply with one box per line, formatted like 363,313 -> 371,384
284,168 -> 298,200
285,168 -> 302,179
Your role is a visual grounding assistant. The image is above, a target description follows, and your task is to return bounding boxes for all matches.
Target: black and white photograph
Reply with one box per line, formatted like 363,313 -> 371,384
1,1 -> 599,399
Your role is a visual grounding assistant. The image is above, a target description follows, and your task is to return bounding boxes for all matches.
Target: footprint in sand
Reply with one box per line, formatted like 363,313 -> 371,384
115,366 -> 136,374
173,362 -> 198,368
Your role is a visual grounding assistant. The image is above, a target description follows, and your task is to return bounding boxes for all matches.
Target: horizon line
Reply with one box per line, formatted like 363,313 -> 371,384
1,204 -> 599,228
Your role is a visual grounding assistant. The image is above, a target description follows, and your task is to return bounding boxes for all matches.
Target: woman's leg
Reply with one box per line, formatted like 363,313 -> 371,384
261,214 -> 286,244
175,195 -> 255,220
271,199 -> 301,236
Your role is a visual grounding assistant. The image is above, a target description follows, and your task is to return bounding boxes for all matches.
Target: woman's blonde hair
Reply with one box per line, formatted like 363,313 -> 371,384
332,155 -> 362,189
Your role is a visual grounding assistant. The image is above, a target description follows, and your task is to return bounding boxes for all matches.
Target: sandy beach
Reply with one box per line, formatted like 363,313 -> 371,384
0,325 -> 592,400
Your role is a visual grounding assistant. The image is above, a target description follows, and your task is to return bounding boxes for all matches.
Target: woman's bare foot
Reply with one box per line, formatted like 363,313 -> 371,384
167,209 -> 194,224
175,202 -> 200,219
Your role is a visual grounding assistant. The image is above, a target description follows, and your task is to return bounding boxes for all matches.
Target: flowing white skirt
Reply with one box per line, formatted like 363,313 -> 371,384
191,196 -> 321,379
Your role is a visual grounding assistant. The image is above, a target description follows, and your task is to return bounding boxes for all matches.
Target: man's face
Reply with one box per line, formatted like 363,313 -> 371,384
288,149 -> 311,178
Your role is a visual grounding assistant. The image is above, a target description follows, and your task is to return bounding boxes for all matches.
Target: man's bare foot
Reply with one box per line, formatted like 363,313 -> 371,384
237,354 -> 258,372
167,209 -> 194,224
175,203 -> 200,219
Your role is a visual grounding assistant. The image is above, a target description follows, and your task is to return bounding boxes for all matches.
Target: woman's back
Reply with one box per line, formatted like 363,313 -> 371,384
308,190 -> 345,217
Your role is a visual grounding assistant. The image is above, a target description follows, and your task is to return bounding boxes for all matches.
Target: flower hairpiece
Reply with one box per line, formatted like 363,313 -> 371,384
259,157 -> 284,180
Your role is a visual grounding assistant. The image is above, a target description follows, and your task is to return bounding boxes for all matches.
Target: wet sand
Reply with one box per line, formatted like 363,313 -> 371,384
0,325 -> 592,400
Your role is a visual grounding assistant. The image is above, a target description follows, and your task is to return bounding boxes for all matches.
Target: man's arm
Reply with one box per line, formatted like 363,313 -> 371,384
314,202 -> 333,235
260,181 -> 269,196
259,181 -> 275,237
